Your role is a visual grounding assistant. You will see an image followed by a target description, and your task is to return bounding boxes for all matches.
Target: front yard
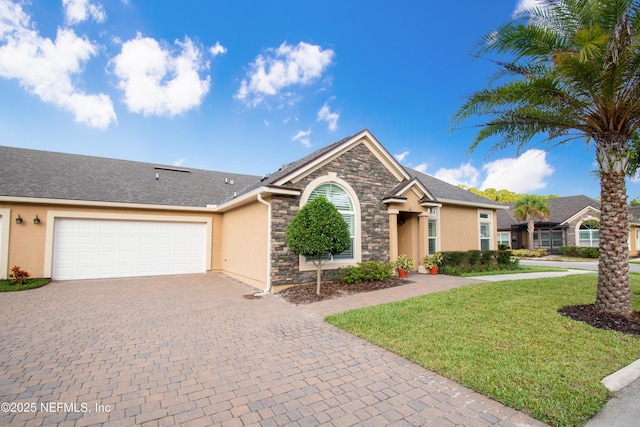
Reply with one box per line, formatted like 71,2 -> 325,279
326,274 -> 640,427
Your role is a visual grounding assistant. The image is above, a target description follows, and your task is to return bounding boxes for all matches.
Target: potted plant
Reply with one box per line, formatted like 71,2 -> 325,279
395,254 -> 414,278
423,252 -> 443,275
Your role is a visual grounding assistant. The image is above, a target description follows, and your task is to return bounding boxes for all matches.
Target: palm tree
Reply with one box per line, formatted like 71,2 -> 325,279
513,195 -> 550,251
453,0 -> 639,316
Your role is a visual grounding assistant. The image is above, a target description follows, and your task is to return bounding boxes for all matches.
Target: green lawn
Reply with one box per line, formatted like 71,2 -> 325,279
326,275 -> 640,427
0,278 -> 51,292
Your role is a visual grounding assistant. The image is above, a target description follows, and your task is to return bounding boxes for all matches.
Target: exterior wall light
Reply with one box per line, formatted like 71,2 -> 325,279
33,215 -> 41,225
15,215 -> 23,224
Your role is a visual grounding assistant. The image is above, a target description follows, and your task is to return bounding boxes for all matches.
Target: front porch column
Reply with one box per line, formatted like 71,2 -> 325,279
418,213 -> 429,269
388,210 -> 399,261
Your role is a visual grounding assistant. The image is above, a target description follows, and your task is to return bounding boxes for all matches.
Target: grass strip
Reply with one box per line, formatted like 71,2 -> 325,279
0,278 -> 51,292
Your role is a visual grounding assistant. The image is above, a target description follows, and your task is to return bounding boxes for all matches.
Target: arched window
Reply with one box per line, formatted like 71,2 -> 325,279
579,219 -> 599,247
308,183 -> 355,260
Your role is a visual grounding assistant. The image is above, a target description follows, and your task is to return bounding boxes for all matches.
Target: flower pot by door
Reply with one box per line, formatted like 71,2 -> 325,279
398,269 -> 408,278
429,266 -> 439,275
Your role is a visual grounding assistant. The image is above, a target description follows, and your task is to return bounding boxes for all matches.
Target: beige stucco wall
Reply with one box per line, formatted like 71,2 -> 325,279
219,199 -> 268,289
0,202 -> 220,279
439,205 -> 497,251
397,214 -> 418,271
630,225 -> 640,257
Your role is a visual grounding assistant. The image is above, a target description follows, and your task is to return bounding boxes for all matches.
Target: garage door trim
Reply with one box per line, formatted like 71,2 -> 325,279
44,210 -> 213,279
0,209 -> 9,280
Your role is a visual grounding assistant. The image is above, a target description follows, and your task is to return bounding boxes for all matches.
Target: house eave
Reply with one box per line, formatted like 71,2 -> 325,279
383,197 -> 407,204
437,198 -> 509,210
560,205 -> 600,226
213,186 -> 302,212
0,196 -> 219,213
420,201 -> 443,208
274,129 -> 412,186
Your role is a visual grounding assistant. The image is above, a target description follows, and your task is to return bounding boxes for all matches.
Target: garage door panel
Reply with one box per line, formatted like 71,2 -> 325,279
53,218 -> 207,280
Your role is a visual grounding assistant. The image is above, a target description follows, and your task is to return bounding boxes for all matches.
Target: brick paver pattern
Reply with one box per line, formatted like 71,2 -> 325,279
0,274 -> 546,426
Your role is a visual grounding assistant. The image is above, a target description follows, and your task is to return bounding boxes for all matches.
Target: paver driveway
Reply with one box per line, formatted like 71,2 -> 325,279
0,274 -> 546,426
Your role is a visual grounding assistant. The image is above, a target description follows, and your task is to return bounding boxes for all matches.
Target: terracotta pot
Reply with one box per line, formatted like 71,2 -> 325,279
429,266 -> 439,275
398,269 -> 408,278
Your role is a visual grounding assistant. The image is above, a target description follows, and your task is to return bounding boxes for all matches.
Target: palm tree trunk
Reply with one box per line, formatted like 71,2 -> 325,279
595,169 -> 632,316
527,219 -> 535,252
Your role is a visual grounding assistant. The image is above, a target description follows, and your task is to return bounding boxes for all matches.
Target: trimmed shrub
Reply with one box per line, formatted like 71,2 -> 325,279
511,249 -> 548,258
559,246 -> 599,258
438,250 -> 518,276
338,261 -> 395,284
440,250 -> 514,268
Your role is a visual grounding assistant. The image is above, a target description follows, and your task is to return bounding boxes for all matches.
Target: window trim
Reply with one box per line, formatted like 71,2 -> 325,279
478,210 -> 493,250
427,218 -> 438,255
497,232 -> 510,248
575,218 -> 600,247
297,173 -> 361,271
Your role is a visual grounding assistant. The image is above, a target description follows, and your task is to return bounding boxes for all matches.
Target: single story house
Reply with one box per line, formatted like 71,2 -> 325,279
628,206 -> 640,257
0,129 -> 507,291
497,195 -> 608,254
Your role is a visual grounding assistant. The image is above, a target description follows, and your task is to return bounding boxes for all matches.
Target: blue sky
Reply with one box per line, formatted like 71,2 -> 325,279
1,0 -> 636,200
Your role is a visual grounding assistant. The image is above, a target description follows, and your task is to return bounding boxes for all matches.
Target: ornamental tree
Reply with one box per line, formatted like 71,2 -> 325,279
286,195 -> 351,295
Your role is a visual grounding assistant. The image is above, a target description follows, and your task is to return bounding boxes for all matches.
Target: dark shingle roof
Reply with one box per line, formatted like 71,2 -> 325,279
0,146 -> 261,207
498,195 -> 600,229
1,135 -> 510,210
406,169 -> 505,207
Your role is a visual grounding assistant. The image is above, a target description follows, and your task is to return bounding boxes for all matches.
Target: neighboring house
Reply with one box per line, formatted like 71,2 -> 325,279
628,206 -> 640,257
0,129 -> 506,290
497,195 -> 603,253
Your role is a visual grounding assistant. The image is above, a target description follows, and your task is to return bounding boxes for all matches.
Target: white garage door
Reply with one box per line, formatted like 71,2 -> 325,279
53,218 -> 207,280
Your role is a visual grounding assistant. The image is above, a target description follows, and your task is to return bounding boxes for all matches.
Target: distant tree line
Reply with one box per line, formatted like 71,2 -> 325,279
456,185 -> 560,203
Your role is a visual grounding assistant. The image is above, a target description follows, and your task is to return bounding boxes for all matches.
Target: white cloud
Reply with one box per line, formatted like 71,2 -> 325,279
434,162 -> 480,188
513,0 -> 546,17
209,41 -> 227,56
62,0 -> 106,25
173,158 -> 185,167
480,149 -> 554,192
112,34 -> 211,117
0,0 -> 116,128
236,41 -> 334,106
292,129 -> 312,148
414,162 -> 427,173
394,150 -> 410,162
317,102 -> 338,131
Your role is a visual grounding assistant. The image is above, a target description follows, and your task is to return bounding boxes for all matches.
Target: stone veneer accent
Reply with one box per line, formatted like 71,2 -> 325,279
565,213 -> 600,247
270,142 -> 398,286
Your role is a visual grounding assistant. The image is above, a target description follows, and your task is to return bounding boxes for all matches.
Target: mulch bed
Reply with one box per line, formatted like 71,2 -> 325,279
277,278 -> 411,305
558,305 -> 640,335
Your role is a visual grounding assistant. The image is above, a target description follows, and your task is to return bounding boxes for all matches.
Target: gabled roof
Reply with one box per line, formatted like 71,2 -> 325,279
382,177 -> 439,206
215,129 -> 413,210
498,195 -> 601,229
0,145 -> 261,208
1,130 -> 508,212
406,169 -> 506,209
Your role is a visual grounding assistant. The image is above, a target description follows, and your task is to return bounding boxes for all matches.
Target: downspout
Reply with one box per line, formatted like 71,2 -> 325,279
254,193 -> 272,295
